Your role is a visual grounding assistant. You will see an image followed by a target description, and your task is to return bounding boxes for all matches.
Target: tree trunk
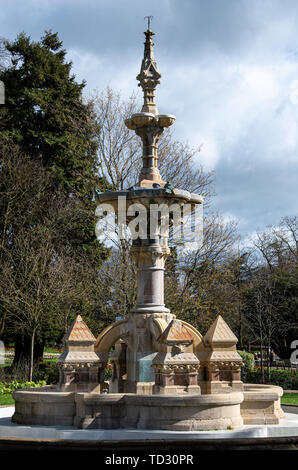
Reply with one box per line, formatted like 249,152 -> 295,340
34,338 -> 45,366
13,334 -> 31,366
13,333 -> 45,368
29,329 -> 36,381
238,309 -> 243,349
267,342 -> 271,383
260,338 -> 265,383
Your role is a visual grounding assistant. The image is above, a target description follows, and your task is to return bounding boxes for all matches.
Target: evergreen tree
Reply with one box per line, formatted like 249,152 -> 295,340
0,31 -> 108,370
0,30 -> 99,196
0,30 -> 108,264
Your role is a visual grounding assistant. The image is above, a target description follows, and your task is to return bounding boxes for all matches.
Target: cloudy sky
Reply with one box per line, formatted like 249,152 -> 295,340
1,0 -> 298,240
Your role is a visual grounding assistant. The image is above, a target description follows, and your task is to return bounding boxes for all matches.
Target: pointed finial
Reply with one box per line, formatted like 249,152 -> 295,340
136,21 -> 161,115
144,15 -> 153,31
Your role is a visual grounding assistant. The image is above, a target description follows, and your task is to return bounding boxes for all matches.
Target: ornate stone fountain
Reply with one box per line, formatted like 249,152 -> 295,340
12,28 -> 284,432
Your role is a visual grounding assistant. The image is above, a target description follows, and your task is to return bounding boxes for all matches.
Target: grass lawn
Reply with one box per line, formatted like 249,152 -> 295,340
44,348 -> 62,354
42,358 -> 58,364
281,393 -> 298,405
0,394 -> 14,406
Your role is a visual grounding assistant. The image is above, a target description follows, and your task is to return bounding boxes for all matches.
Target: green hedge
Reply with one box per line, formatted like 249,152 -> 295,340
237,350 -> 254,372
0,380 -> 46,394
32,363 -> 59,384
245,369 -> 298,390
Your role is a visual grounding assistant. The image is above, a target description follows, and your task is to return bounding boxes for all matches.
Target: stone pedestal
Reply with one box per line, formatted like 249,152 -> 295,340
152,319 -> 200,395
57,315 -> 102,393
198,315 -> 243,394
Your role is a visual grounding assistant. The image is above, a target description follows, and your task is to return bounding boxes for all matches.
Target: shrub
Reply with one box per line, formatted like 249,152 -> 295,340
237,350 -> 254,381
0,380 -> 46,394
2,361 -> 30,382
32,363 -> 59,384
104,364 -> 112,381
237,350 -> 254,372
245,369 -> 298,389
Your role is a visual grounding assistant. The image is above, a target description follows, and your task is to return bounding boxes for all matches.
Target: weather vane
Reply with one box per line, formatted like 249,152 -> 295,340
144,15 -> 153,30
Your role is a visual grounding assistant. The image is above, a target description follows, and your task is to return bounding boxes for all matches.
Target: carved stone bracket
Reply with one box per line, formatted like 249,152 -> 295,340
152,363 -> 199,374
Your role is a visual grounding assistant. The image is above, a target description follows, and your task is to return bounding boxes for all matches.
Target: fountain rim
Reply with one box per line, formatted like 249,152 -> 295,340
95,187 -> 203,205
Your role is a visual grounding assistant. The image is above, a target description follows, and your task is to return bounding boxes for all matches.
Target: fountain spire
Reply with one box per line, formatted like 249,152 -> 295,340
136,26 -> 161,115
125,27 -> 175,187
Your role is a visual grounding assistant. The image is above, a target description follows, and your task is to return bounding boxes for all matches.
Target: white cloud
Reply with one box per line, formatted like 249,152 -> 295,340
67,49 -> 139,100
162,58 -> 298,165
2,0 -> 298,236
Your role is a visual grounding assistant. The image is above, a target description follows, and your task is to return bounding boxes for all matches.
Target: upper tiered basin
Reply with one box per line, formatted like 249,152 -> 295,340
125,112 -> 176,130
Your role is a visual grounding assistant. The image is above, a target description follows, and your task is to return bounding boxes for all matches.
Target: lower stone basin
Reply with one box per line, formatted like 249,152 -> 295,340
12,384 -> 284,431
241,383 -> 284,425
74,392 -> 244,430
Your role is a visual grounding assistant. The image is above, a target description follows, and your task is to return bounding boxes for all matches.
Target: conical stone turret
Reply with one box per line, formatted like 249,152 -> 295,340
199,315 -> 243,393
57,315 -> 102,392
204,315 -> 239,347
152,320 -> 201,395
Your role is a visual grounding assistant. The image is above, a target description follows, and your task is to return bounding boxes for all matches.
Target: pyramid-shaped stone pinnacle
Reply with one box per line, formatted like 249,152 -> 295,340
63,314 -> 96,343
137,30 -> 161,87
203,315 -> 238,346
158,319 -> 194,344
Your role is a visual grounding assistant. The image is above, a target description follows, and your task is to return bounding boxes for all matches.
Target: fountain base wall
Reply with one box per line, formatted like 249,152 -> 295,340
12,384 -> 284,431
75,392 -> 243,430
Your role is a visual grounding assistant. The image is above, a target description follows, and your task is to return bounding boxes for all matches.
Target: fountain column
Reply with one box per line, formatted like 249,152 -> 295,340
123,223 -> 172,392
131,240 -> 170,314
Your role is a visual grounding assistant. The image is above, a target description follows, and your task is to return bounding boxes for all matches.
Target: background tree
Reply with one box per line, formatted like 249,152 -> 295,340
240,217 -> 298,361
0,227 -> 93,381
92,87 -> 214,197
0,31 -> 99,195
0,31 -> 108,368
171,214 -> 241,334
254,217 -> 298,271
242,272 -> 276,381
0,31 -> 108,263
0,142 -> 98,378
91,249 -> 136,331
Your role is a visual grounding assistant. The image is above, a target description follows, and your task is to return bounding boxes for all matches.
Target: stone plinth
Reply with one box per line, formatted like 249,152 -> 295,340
57,315 -> 102,393
152,319 -> 200,395
241,384 -> 285,424
198,315 -> 243,394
